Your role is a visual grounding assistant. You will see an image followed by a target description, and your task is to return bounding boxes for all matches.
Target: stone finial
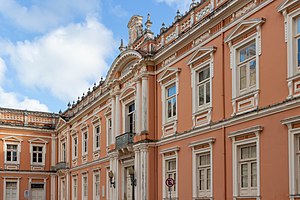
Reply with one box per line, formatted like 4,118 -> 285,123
119,39 -> 126,52
145,13 -> 153,31
160,22 -> 166,34
67,102 -> 71,108
77,97 -> 80,103
190,0 -> 196,10
175,10 -> 181,21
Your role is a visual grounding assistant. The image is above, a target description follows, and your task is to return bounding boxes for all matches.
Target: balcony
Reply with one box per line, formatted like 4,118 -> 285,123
53,162 -> 68,171
116,132 -> 135,150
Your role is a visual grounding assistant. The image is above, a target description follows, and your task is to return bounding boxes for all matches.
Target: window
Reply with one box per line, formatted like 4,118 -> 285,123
106,118 -> 112,147
165,159 -> 176,197
61,142 -> 66,162
32,146 -> 43,164
6,144 -> 18,163
72,137 -> 78,160
94,173 -> 100,200
166,84 -> 177,120
197,153 -> 211,196
239,144 -> 257,196
296,17 -> 300,69
282,116 -> 300,197
31,183 -> 44,200
237,42 -> 257,95
94,125 -> 101,150
126,102 -> 135,133
82,131 -> 88,155
82,175 -> 88,200
5,181 -> 18,200
197,67 -> 211,107
190,138 -> 214,198
72,176 -> 78,200
229,125 -> 262,198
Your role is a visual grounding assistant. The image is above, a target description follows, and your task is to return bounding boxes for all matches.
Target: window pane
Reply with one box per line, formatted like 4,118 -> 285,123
199,85 -> 204,106
172,98 -> 176,116
297,18 -> 300,34
167,100 -> 172,118
240,65 -> 246,90
167,85 -> 176,97
298,38 -> 300,67
199,68 -> 210,82
251,162 -> 257,187
206,81 -> 210,104
250,146 -> 256,158
240,43 -> 256,62
207,168 -> 211,190
199,169 -> 205,190
13,152 -> 17,161
241,164 -> 248,188
250,60 -> 256,87
241,147 -> 249,159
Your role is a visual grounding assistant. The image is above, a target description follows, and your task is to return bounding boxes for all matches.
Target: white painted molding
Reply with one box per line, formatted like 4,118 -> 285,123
159,146 -> 180,154
229,125 -> 263,138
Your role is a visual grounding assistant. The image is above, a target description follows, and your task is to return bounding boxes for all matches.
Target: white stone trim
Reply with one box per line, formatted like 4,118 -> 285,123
93,170 -> 101,200
162,151 -> 178,199
229,126 -> 262,200
190,138 -> 215,199
160,146 -> 180,154
3,177 -> 20,200
282,115 -> 300,199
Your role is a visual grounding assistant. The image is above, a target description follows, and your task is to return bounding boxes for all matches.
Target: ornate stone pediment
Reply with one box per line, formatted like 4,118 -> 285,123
188,46 -> 216,67
224,18 -> 265,43
277,0 -> 300,12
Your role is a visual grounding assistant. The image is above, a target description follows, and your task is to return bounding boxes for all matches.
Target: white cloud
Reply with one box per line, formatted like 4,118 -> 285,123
0,0 -> 100,33
0,88 -> 49,112
155,0 -> 191,12
0,57 -> 6,85
4,16 -> 116,103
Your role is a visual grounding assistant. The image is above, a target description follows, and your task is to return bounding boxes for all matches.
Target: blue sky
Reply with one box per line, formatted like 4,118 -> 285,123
0,0 -> 191,113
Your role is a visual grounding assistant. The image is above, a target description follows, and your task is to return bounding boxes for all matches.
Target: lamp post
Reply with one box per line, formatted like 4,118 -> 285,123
128,166 -> 136,200
108,170 -> 115,188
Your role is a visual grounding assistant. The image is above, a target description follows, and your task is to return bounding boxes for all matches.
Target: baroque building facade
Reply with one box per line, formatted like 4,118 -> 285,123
1,0 -> 300,199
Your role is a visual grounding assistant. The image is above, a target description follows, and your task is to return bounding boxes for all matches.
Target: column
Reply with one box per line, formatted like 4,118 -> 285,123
50,175 -> 56,200
140,146 -> 148,200
111,96 -> 116,143
141,76 -> 148,132
136,80 -> 142,134
66,173 -> 70,200
51,134 -> 56,167
115,94 -> 120,136
110,152 -> 119,200
134,147 -> 141,199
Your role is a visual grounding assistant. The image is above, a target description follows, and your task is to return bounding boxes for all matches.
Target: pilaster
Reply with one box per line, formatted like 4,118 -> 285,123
141,75 -> 148,132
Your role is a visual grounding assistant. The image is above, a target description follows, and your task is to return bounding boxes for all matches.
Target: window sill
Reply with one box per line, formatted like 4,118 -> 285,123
232,90 -> 259,116
192,106 -> 212,127
162,119 -> 178,136
233,89 -> 259,101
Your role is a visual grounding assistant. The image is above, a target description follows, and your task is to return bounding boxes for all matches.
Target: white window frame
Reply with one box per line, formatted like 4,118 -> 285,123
160,147 -> 179,199
82,174 -> 88,200
4,143 -> 20,165
232,36 -> 260,98
93,171 -> 101,200
72,136 -> 78,160
72,176 -> 78,200
2,137 -> 22,166
195,64 -> 212,110
190,138 -> 215,199
61,141 -> 66,162
158,68 -> 180,136
106,117 -> 112,147
282,115 -> 300,198
123,99 -> 136,133
229,126 -> 262,199
286,8 -> 300,78
30,144 -> 46,166
82,130 -> 88,156
93,123 -> 101,152
3,178 -> 20,200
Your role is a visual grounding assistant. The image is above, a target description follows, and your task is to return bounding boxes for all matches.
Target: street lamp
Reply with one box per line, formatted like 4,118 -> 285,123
108,170 -> 115,188
128,166 -> 136,200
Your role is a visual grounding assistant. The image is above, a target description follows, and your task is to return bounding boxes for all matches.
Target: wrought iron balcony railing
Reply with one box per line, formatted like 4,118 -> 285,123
116,132 -> 135,150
